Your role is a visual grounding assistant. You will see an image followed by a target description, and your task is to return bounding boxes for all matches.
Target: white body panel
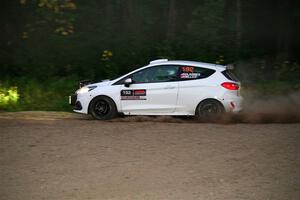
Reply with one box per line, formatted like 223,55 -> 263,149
120,82 -> 178,114
71,60 -> 243,116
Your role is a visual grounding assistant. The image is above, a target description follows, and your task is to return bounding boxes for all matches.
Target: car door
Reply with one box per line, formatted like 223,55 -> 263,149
176,65 -> 217,114
120,65 -> 179,114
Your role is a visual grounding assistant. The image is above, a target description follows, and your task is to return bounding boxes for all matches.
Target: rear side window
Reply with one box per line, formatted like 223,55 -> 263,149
179,66 -> 215,80
222,70 -> 239,82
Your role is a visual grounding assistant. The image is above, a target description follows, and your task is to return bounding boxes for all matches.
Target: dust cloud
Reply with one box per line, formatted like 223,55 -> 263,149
110,91 -> 300,124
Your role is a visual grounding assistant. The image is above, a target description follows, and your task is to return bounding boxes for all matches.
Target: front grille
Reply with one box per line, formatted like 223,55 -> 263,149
74,101 -> 82,110
69,94 -> 77,106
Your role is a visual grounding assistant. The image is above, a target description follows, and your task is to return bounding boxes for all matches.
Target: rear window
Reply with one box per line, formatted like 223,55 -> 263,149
222,70 -> 239,82
179,66 -> 215,80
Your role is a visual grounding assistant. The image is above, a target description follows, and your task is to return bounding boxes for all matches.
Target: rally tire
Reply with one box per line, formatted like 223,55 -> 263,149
196,99 -> 224,119
89,96 -> 117,120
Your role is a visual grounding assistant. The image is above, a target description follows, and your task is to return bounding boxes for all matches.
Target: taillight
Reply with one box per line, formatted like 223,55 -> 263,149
221,82 -> 239,90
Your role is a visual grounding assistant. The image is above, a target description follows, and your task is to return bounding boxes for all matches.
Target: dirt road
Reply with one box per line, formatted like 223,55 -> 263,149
0,116 -> 299,200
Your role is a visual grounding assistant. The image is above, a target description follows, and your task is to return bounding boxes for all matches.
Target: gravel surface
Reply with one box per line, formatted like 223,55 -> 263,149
0,116 -> 299,200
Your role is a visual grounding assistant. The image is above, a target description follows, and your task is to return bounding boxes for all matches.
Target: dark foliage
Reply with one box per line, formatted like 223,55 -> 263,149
0,0 -> 299,110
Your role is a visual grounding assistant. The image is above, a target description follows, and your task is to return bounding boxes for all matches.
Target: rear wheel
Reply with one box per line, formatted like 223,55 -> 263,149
89,96 -> 117,120
196,99 -> 224,119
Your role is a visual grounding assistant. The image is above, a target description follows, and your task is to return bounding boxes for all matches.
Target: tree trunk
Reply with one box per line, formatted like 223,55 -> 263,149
167,0 -> 176,40
276,0 -> 292,61
236,0 -> 242,58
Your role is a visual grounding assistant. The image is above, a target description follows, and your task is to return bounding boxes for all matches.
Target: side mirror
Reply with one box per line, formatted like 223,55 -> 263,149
124,78 -> 133,87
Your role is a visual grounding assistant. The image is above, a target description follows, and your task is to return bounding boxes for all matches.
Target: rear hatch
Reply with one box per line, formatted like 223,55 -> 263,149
221,69 -> 241,96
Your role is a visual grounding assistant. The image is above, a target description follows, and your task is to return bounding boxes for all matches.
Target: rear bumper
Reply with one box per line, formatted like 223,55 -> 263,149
222,96 -> 243,113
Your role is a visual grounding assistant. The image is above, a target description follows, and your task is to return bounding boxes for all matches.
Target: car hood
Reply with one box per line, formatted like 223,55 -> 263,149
88,80 -> 112,87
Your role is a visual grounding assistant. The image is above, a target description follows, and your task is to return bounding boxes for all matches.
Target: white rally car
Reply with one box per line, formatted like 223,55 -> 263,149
69,59 -> 242,120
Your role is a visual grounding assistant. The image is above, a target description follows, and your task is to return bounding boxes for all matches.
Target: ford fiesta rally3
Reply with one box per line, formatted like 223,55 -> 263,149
69,59 -> 242,120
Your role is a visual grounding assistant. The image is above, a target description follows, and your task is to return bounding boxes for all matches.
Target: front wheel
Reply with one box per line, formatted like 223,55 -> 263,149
196,99 -> 224,120
89,96 -> 117,120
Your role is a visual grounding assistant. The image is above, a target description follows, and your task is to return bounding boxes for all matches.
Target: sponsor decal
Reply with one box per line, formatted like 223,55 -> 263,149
134,90 -> 146,96
180,73 -> 201,79
121,89 -> 147,100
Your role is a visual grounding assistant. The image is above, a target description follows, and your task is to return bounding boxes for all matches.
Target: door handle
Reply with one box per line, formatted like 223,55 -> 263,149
164,86 -> 175,89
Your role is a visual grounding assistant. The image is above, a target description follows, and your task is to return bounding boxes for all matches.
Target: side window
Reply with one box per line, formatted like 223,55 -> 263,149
131,65 -> 179,84
179,66 -> 215,80
221,70 -> 239,82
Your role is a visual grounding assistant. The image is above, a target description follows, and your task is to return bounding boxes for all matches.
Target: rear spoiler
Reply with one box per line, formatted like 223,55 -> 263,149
226,63 -> 235,70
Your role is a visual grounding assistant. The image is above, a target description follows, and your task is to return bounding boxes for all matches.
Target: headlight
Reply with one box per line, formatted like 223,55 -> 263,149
77,86 -> 97,94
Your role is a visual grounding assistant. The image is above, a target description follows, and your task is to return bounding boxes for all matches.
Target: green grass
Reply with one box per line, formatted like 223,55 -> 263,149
0,77 -> 79,112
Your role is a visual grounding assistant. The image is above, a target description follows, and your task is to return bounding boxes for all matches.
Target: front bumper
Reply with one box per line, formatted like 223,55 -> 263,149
69,94 -> 77,106
69,94 -> 82,110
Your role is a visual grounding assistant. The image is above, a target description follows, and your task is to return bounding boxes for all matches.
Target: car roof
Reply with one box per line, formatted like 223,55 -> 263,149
148,60 -> 226,71
111,60 -> 226,84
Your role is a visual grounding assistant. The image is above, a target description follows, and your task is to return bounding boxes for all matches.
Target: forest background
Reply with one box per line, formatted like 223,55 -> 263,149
1,0 -> 299,111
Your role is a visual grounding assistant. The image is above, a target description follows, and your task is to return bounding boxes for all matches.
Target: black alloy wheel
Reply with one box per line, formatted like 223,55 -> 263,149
90,96 -> 117,120
196,99 -> 224,119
